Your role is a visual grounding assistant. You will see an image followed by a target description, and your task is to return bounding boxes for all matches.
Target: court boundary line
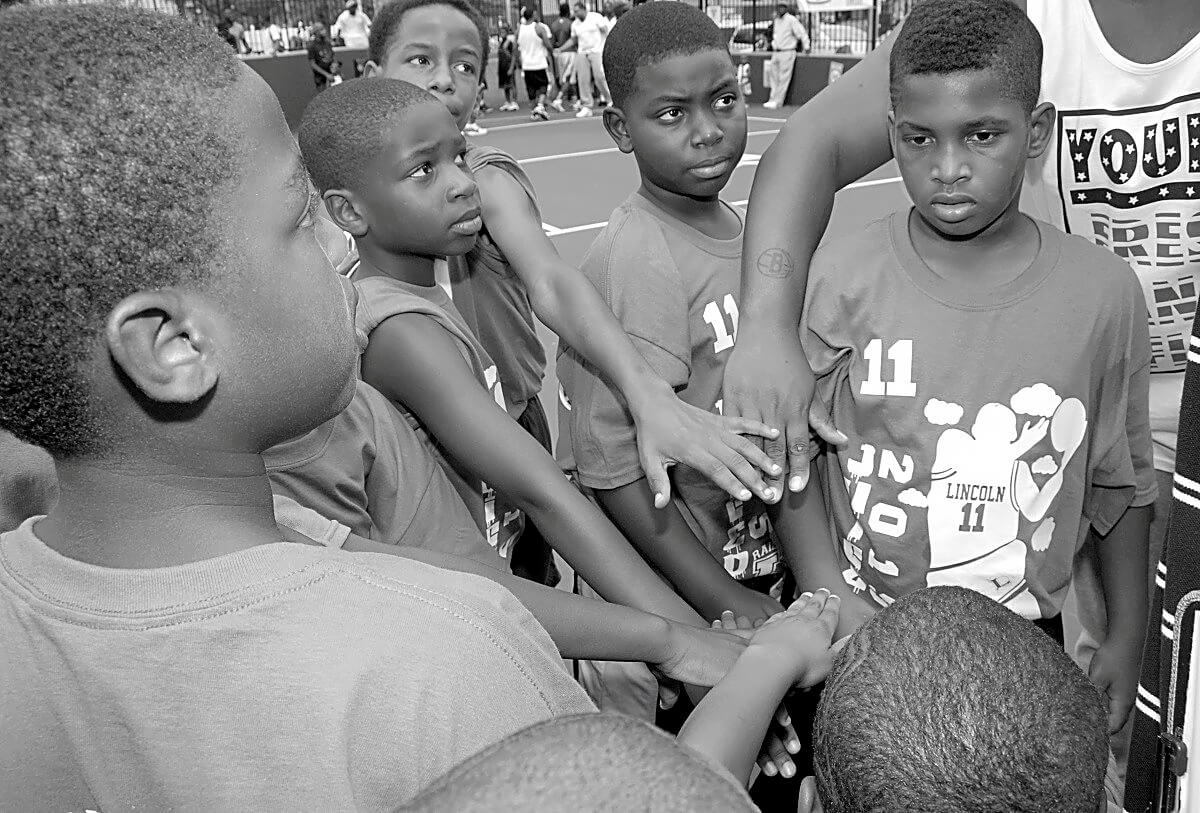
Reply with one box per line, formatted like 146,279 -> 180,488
541,175 -> 903,236
484,111 -> 789,133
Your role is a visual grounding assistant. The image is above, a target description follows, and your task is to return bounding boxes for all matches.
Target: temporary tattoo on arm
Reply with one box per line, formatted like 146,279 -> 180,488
755,248 -> 795,278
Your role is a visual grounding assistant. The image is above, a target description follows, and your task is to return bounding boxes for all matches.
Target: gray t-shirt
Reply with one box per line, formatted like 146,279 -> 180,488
0,519 -> 593,810
803,211 -> 1157,620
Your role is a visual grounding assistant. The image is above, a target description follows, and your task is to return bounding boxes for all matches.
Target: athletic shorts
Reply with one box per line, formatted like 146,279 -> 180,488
524,68 -> 550,97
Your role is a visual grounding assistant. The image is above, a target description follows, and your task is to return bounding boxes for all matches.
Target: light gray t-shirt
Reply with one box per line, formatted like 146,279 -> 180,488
0,519 -> 593,811
803,211 -> 1157,620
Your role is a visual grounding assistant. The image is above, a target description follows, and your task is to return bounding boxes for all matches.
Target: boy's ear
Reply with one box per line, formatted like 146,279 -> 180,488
1027,101 -> 1056,159
362,60 -> 380,78
105,290 -> 219,404
602,106 -> 634,153
797,776 -> 824,813
323,189 -> 369,237
886,108 -> 899,157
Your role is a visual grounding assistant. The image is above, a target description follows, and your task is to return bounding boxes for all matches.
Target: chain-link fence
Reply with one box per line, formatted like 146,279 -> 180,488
16,0 -> 913,55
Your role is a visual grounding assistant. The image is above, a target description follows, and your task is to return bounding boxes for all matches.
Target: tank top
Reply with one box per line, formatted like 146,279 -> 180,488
517,21 -> 549,72
1023,0 -> 1200,473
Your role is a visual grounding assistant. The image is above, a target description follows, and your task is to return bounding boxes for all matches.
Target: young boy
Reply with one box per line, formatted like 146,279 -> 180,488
0,7 -> 598,808
298,77 -> 736,637
802,587 -> 1111,813
557,1 -> 787,718
793,0 -> 1156,735
361,0 -> 793,523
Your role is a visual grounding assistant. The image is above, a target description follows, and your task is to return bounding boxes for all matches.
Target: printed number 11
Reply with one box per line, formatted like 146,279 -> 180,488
860,339 -> 916,397
958,502 -> 985,533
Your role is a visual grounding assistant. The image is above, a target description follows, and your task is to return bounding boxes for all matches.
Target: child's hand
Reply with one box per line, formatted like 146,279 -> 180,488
651,622 -> 748,689
709,586 -> 786,629
745,589 -> 841,689
631,388 -> 783,507
1089,635 -> 1141,733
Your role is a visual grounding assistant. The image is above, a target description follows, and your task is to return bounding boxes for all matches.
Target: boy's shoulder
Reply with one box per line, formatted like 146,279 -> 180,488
1053,223 -> 1142,293
582,193 -> 681,284
808,213 -> 895,283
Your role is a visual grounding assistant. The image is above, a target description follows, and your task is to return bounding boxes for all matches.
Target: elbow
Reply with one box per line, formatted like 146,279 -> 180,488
526,275 -> 563,325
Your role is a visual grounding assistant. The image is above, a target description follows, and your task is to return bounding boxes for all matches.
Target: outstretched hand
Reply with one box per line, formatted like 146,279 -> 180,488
633,388 -> 783,507
721,332 -> 846,498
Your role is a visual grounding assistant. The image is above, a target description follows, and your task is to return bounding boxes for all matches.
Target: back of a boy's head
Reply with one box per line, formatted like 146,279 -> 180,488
0,5 -> 242,458
813,587 -> 1107,813
602,1 -> 729,109
298,77 -> 439,195
889,0 -> 1041,111
368,0 -> 490,67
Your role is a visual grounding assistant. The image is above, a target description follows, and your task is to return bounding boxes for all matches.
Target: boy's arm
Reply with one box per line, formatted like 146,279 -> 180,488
678,591 -> 840,785
594,481 -> 783,623
474,164 -> 781,508
1089,504 -> 1150,733
360,313 -> 705,627
722,24 -> 896,490
769,455 -> 877,639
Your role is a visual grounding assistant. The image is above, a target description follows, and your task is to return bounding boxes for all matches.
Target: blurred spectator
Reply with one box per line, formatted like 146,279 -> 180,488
333,0 -> 371,50
307,23 -> 340,89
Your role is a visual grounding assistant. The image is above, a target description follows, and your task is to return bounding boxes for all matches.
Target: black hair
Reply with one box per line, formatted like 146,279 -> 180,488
299,77 -> 440,194
0,5 -> 242,457
559,3 -> 570,16
889,0 -> 1042,111
521,5 -> 534,20
602,1 -> 730,109
368,0 -> 490,68
813,587 -> 1109,813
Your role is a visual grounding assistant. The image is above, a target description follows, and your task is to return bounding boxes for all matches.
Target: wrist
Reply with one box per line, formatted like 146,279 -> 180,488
623,373 -> 675,418
738,643 -> 806,687
643,614 -> 678,665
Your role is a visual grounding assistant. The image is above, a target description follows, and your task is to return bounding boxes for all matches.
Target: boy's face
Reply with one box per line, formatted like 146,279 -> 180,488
889,69 -> 1041,239
367,5 -> 482,132
607,49 -> 747,201
352,100 -> 482,257
573,5 -> 587,20
211,70 -> 359,447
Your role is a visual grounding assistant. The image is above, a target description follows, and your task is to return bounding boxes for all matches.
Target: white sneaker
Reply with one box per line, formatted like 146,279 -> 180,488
762,100 -> 780,110
575,106 -> 594,118
571,99 -> 582,110
464,122 -> 487,136
550,98 -> 565,112
500,102 -> 519,112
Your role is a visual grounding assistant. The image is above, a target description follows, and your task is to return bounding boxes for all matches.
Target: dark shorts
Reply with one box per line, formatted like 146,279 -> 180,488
524,68 -> 550,97
511,397 -> 559,587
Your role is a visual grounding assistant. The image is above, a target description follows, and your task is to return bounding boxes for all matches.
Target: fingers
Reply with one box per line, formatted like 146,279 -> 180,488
721,433 -> 784,500
785,413 -> 811,493
657,679 -> 681,711
708,442 -> 774,504
719,414 -> 781,442
641,455 -> 673,509
758,732 -> 795,780
817,593 -> 841,636
693,452 -> 753,504
809,394 -> 848,448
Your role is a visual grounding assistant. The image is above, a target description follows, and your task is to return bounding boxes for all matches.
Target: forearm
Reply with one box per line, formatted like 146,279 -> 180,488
343,534 -> 672,661
530,268 -> 671,415
678,650 -> 794,785
1095,504 -> 1151,642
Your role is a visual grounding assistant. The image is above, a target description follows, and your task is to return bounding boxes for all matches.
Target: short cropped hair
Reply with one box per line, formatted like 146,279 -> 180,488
602,1 -> 730,109
889,0 -> 1041,111
0,5 -> 242,457
299,78 -> 439,194
368,0 -> 490,68
813,587 -> 1108,813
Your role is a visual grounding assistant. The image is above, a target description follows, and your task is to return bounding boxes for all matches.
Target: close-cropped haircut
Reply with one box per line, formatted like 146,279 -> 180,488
298,78 -> 440,194
889,0 -> 1042,111
0,5 -> 243,458
813,587 -> 1108,813
368,0 -> 490,69
602,1 -> 730,109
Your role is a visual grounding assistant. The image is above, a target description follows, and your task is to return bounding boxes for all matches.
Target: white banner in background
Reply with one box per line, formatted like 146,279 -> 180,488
796,0 -> 874,11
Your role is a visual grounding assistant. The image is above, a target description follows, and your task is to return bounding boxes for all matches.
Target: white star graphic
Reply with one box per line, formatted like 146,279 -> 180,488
1160,187 -> 1170,196
1075,153 -> 1084,162
1167,122 -> 1178,133
1077,192 -> 1087,201
1194,160 -> 1200,170
1103,157 -> 1110,167
1192,117 -> 1200,127
1126,144 -> 1135,154
1104,134 -> 1113,144
1188,187 -> 1197,197
1120,172 -> 1129,181
1129,195 -> 1139,205
1084,131 -> 1094,141
1160,166 -> 1169,175
1168,147 -> 1177,157
1193,138 -> 1200,148
1105,191 -> 1113,200
1077,172 -> 1087,181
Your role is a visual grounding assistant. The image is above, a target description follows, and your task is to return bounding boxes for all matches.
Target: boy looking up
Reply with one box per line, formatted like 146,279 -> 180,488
361,0 -> 798,519
792,0 -> 1155,733
802,587 -> 1111,813
0,6 -> 594,809
298,77 -> 725,633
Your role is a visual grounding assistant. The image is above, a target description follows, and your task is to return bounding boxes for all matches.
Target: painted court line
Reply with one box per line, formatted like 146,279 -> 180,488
519,130 -> 780,166
540,175 -> 904,237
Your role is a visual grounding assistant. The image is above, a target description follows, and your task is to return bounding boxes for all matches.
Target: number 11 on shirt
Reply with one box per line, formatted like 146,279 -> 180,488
860,338 -> 916,397
703,294 -> 740,354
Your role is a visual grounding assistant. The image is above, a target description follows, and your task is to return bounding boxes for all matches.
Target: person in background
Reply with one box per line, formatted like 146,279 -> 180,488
548,2 -> 577,111
763,1 -> 808,110
497,19 -> 519,111
334,0 -> 371,50
516,6 -> 553,120
307,22 -> 340,89
569,0 -> 611,118
267,15 -> 286,53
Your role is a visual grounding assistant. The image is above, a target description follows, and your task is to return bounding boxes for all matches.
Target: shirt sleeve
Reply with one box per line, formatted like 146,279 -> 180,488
1086,275 -> 1157,533
800,243 -> 855,414
560,209 -> 691,489
272,493 -> 352,548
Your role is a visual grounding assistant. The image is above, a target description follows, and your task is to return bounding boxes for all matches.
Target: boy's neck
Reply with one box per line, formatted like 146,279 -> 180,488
354,240 -> 438,287
907,199 -> 1040,287
638,179 -> 740,241
36,451 -> 283,569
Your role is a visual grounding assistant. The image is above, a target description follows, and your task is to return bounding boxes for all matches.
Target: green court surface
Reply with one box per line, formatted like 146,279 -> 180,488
465,102 -> 911,434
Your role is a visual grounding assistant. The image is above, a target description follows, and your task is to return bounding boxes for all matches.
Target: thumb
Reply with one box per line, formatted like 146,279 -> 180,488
809,397 -> 848,448
643,456 -> 672,509
658,678 -> 681,710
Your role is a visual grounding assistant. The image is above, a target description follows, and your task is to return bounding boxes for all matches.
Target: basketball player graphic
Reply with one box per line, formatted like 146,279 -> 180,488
923,385 -> 1087,615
